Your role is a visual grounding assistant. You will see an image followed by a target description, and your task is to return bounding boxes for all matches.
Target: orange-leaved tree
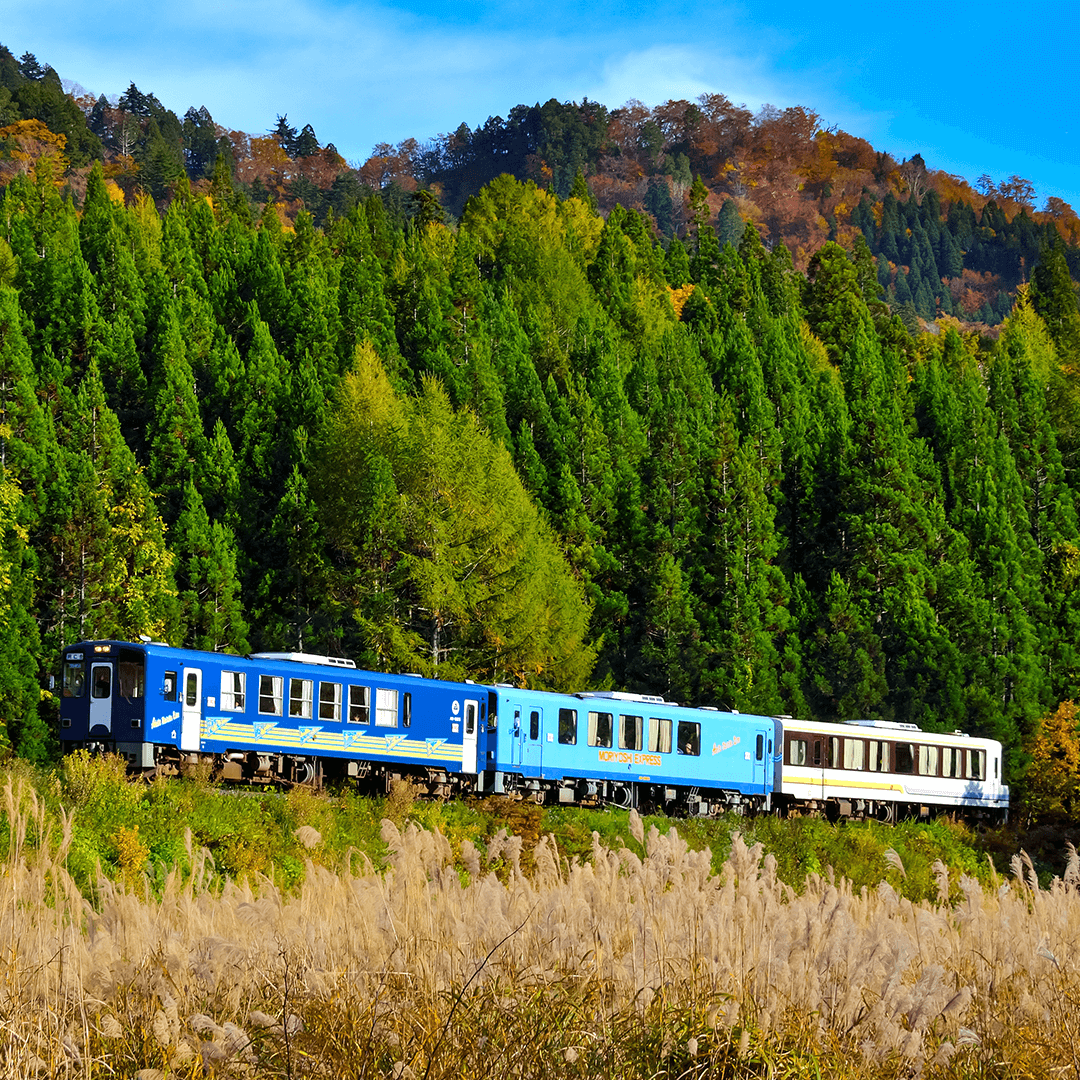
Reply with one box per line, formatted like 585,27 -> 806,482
1022,700 -> 1080,820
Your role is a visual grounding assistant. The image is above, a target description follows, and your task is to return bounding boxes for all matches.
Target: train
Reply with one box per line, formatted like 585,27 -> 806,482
775,716 -> 1008,823
57,639 -> 1009,821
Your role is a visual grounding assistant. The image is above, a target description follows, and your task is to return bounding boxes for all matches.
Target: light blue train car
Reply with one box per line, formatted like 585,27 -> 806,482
484,688 -> 780,815
59,640 -> 488,794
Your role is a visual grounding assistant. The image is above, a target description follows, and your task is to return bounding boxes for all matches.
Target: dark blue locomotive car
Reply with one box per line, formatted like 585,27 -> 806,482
59,640 -> 778,812
59,640 -> 487,793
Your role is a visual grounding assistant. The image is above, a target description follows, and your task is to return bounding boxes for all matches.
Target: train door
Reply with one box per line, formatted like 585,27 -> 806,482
181,667 -> 202,751
462,698 -> 479,773
88,661 -> 113,737
812,735 -> 826,799
522,705 -> 543,775
510,701 -> 543,775
752,730 -> 767,791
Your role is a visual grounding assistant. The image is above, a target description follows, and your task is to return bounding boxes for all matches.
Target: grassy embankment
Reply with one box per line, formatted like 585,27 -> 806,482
1,753 -> 1078,1078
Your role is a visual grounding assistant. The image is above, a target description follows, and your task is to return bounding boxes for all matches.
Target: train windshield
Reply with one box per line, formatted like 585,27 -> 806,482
62,659 -> 86,699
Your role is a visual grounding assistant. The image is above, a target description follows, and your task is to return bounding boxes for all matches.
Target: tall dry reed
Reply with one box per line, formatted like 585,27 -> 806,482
2,782 -> 1079,1078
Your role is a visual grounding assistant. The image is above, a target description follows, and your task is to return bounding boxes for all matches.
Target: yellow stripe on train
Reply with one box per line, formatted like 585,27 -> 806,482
199,718 -> 463,762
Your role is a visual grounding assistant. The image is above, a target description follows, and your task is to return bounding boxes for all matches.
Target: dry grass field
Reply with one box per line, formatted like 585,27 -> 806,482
2,775 -> 1079,1079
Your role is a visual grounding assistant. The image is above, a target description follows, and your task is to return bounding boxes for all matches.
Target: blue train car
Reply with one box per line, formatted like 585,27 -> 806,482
59,640 -> 489,794
484,688 -> 780,815
58,640 -> 779,814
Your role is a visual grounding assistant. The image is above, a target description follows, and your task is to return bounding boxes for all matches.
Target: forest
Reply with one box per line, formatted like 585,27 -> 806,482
2,42 -> 1080,792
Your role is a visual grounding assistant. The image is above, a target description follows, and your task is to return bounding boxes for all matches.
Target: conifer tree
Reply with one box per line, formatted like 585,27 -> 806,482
331,205 -> 400,371
314,344 -> 595,688
48,363 -> 176,649
145,296 -> 207,525
0,471 -> 47,760
173,481 -> 249,653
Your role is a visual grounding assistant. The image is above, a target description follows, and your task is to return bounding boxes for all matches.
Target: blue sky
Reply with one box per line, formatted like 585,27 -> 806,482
7,0 -> 1079,210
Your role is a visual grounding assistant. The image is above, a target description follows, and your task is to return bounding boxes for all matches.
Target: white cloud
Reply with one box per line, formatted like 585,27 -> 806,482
583,44 -> 778,113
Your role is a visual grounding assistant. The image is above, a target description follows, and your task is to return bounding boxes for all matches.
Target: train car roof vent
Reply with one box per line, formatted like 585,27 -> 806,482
249,651 -> 356,669
576,690 -> 667,704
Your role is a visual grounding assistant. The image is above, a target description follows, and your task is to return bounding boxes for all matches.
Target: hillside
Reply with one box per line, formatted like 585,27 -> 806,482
3,42 -> 1079,332
3,41 -> 1080,805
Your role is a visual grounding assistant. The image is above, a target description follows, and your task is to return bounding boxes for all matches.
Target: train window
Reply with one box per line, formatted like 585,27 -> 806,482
828,737 -> 841,769
968,749 -> 984,780
118,651 -> 145,699
942,747 -> 961,778
558,708 -> 577,745
844,739 -> 865,770
529,711 -> 540,740
375,687 -> 398,727
164,672 -> 177,702
619,714 -> 643,751
812,740 -> 822,767
259,675 -> 283,716
319,682 -> 342,722
403,692 -> 411,727
91,665 -> 112,699
185,673 -> 198,708
868,740 -> 889,772
348,685 -> 370,724
648,717 -> 672,754
465,701 -> 476,735
62,660 -> 85,699
895,743 -> 914,774
677,721 -> 700,756
919,745 -> 939,776
221,671 -> 246,712
756,734 -> 764,761
788,737 -> 808,766
587,711 -> 613,748
289,679 -> 313,719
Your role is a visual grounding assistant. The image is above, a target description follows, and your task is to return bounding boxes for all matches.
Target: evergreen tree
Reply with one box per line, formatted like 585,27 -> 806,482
1031,240 -> 1080,365
0,471 -> 47,760
48,363 -> 177,648
715,199 -> 745,250
173,481 -> 249,653
145,296 -> 207,525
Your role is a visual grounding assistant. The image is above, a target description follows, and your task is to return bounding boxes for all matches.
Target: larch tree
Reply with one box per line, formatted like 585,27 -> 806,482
314,343 -> 596,689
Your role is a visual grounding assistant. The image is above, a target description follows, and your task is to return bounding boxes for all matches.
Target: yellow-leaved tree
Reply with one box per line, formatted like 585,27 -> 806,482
1022,700 -> 1080,820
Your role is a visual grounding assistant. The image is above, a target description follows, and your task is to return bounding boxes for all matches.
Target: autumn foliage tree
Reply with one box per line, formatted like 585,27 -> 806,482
1021,700 -> 1080,820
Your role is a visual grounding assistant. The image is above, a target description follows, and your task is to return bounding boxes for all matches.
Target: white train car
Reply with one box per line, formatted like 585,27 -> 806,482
776,718 -> 1009,823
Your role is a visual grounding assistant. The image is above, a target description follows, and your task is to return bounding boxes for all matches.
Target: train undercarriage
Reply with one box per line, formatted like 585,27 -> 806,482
488,771 -> 771,816
774,794 -> 1008,826
104,740 -> 771,815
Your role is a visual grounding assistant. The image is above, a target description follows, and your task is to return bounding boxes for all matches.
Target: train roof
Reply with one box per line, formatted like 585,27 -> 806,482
777,715 -> 998,746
